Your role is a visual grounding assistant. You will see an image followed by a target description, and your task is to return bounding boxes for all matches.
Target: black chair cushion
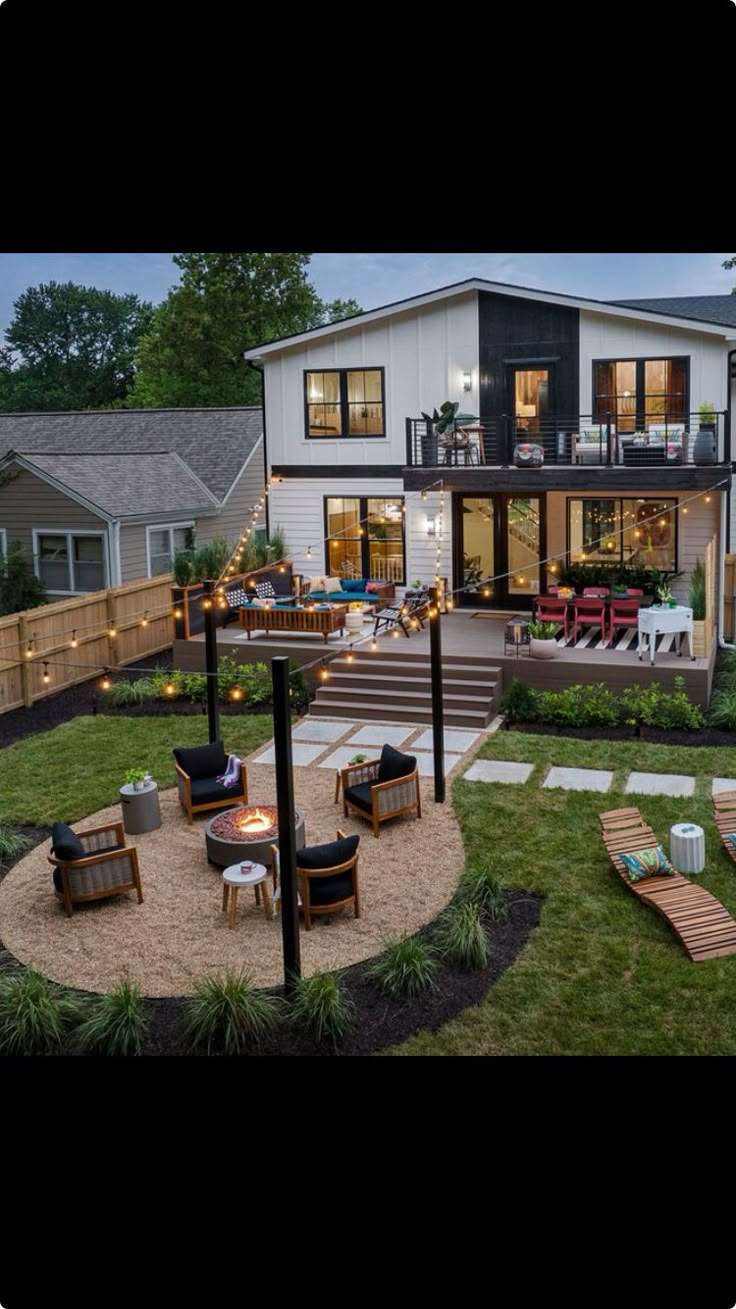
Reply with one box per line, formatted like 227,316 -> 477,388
173,741 -> 228,781
52,843 -> 123,893
377,744 -> 417,784
343,783 -> 374,813
50,822 -> 85,862
189,778 -> 241,806
297,834 -> 360,870
305,873 -> 356,907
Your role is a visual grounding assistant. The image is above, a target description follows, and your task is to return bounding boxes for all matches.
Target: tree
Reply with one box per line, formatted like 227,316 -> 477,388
0,542 -> 48,615
0,281 -> 154,412
723,255 -> 736,293
320,298 -> 363,324
127,254 -> 363,409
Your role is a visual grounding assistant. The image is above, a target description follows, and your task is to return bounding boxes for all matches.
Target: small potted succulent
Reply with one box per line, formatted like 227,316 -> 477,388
124,767 -> 148,792
656,582 -> 676,608
528,620 -> 560,659
348,753 -> 368,765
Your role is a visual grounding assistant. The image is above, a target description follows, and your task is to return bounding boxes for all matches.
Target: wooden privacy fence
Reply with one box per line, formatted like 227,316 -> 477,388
0,575 -> 174,714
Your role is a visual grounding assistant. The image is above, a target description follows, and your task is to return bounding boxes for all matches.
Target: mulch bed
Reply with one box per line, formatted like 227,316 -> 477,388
505,722 -> 736,748
0,825 -> 542,1056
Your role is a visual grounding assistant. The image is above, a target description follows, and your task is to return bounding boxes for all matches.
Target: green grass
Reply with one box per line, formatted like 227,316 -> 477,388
392,730 -> 736,1056
0,713 -> 273,825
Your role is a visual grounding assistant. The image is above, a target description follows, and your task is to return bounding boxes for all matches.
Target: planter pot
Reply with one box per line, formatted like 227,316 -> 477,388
344,611 -> 365,634
693,427 -> 716,465
529,638 -> 559,660
133,781 -> 146,791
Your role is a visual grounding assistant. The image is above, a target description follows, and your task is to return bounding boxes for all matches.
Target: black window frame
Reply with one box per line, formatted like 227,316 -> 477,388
592,356 -> 690,432
304,367 -> 386,440
565,496 -> 678,570
323,494 -> 406,584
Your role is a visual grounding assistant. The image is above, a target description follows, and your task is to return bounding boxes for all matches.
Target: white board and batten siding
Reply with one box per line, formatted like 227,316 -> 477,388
579,310 -> 728,415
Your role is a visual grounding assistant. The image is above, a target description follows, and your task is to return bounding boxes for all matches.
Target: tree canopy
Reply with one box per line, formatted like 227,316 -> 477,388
0,281 -> 154,411
723,255 -> 736,293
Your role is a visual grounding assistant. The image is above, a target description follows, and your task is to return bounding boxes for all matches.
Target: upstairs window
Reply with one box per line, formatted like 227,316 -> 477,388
593,358 -> 688,433
305,369 -> 385,438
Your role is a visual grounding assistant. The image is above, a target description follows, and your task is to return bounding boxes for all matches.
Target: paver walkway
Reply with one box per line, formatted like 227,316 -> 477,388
462,759 -> 718,799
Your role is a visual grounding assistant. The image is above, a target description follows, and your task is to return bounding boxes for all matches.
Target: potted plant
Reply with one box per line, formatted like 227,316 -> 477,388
124,767 -> 148,792
348,753 -> 368,765
688,559 -> 708,656
655,582 -> 677,608
694,402 -> 717,465
528,620 -> 560,659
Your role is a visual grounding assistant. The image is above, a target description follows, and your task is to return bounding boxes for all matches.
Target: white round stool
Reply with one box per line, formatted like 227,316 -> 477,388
669,823 -> 705,875
222,862 -> 272,928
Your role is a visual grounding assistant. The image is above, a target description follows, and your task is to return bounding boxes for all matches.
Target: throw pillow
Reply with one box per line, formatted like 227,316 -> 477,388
50,821 -> 85,862
728,834 -> 736,847
619,845 -> 675,882
297,834 -> 360,870
173,741 -> 228,781
255,581 -> 277,599
323,576 -> 343,594
306,576 -> 325,594
365,581 -> 381,594
377,743 -> 417,784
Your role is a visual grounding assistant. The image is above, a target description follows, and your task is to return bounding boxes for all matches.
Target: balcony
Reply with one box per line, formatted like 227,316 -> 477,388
405,413 -> 730,471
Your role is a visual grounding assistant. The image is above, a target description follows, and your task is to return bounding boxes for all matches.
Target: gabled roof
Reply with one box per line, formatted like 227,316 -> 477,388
7,452 -> 218,519
242,278 -> 736,359
0,406 -> 263,503
611,295 -> 736,329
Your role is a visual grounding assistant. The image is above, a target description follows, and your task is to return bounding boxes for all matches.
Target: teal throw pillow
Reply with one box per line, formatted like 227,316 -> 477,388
619,845 -> 674,882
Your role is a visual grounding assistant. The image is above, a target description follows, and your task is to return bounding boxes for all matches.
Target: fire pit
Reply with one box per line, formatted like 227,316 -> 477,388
205,804 -> 306,870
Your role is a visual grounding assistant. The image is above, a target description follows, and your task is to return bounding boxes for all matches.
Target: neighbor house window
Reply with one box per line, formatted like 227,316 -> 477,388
35,531 -> 106,593
568,498 -> 676,570
0,529 -> 6,560
593,359 -> 688,433
325,496 -> 405,583
147,524 -> 195,576
305,369 -> 385,438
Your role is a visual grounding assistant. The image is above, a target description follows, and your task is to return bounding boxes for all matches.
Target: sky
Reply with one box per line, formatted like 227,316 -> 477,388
0,253 -> 733,331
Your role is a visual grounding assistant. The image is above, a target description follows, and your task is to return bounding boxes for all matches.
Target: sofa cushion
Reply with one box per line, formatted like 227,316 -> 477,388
297,834 -> 359,870
305,872 -> 356,907
365,581 -> 381,593
343,782 -> 374,813
173,741 -> 228,781
51,821 -> 85,862
377,743 -> 416,784
342,578 -> 365,592
189,778 -> 242,805
306,576 -> 326,593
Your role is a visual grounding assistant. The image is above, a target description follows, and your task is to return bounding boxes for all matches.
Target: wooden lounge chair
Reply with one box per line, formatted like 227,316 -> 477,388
599,806 -> 736,962
711,790 -> 736,866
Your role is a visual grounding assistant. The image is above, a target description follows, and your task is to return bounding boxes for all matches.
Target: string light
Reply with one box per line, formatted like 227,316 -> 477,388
42,662 -> 50,684
101,669 -> 112,691
173,608 -> 183,620
202,598 -> 213,610
24,640 -> 33,658
70,631 -> 78,648
371,638 -> 378,651
165,680 -> 176,696
108,624 -> 117,638
141,611 -> 148,627
230,686 -> 244,701
320,659 -> 329,681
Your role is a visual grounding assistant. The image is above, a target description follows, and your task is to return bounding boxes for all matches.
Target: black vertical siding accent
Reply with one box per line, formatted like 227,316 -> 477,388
478,291 -> 579,418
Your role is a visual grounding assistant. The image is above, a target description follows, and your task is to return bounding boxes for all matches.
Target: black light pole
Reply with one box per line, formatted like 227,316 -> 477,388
429,585 -> 445,804
271,655 -> 301,992
203,578 -> 220,745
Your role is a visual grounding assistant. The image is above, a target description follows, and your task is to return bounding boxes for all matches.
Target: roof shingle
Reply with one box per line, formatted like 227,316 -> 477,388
17,452 -> 217,518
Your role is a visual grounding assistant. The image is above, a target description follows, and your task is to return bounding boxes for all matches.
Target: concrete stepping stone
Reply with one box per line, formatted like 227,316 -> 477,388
543,766 -> 613,793
319,746 -> 380,771
412,728 -> 480,753
292,720 -> 353,743
253,742 -> 325,767
712,777 -> 736,795
463,760 -> 534,785
625,771 -> 695,798
346,724 -> 414,748
414,752 -> 463,778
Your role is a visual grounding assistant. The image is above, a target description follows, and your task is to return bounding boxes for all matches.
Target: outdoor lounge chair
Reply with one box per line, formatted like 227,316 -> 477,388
47,820 -> 143,918
173,741 -> 248,825
599,807 -> 736,961
271,830 -> 361,931
338,744 -> 421,838
711,790 -> 736,867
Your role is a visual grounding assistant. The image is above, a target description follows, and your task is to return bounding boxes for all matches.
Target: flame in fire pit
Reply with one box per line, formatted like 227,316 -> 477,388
238,808 -> 271,833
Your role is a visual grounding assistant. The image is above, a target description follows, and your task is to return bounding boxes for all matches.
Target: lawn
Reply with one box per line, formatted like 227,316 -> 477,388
0,714 -> 274,825
392,730 -> 736,1056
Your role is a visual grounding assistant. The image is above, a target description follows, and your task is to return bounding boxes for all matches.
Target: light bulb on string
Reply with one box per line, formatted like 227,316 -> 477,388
141,611 -> 148,627
101,669 -> 112,691
108,624 -> 117,638
70,630 -> 78,648
165,680 -> 176,697
42,662 -> 50,685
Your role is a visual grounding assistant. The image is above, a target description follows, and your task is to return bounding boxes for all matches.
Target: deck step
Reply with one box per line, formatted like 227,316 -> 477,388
310,649 -> 501,727
317,684 -> 496,713
310,698 -> 493,727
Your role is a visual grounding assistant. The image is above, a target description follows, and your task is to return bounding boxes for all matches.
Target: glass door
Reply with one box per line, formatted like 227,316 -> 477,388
506,498 -> 541,603
455,495 -> 544,608
456,497 -> 496,606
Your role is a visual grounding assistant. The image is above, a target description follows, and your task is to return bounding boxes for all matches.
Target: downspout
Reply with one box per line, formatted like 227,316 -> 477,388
719,347 -> 736,649
246,359 -> 269,536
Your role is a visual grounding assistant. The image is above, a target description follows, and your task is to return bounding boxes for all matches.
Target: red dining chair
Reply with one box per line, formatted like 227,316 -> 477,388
571,597 -> 607,644
626,587 -> 644,597
534,595 -> 569,639
583,587 -> 610,598
608,598 -> 641,645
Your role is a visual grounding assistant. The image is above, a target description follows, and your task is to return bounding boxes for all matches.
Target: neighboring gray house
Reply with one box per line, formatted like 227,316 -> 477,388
0,408 -> 264,595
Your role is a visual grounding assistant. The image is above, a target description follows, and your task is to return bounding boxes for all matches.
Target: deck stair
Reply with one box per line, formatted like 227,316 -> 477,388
309,649 -> 502,728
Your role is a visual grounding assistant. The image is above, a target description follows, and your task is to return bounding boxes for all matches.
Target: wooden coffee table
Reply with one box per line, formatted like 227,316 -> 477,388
239,603 -> 347,643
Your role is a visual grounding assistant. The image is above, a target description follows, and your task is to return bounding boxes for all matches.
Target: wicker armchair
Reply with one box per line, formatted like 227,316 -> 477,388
173,741 -> 248,825
47,821 -> 143,918
270,830 -> 361,931
337,744 -> 421,838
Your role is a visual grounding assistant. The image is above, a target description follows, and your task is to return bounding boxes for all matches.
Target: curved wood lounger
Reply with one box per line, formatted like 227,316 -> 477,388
712,791 -> 736,866
599,807 -> 736,962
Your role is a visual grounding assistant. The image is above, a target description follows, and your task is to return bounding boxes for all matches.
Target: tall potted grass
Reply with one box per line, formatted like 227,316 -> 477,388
688,559 -> 708,657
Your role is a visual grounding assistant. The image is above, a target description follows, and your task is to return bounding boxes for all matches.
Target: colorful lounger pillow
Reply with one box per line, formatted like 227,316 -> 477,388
619,845 -> 675,882
728,833 -> 736,846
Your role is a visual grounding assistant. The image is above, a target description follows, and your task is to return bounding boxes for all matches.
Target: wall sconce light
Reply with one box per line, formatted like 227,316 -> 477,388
426,514 -> 436,537
462,370 -> 472,391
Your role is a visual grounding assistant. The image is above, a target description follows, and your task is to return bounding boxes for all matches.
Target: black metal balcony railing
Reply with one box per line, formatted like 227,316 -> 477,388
405,412 -> 730,469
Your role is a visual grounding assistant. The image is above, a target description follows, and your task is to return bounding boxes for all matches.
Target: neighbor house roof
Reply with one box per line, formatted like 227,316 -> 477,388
243,278 -> 736,358
11,452 -> 218,519
0,406 -> 263,503
610,295 -> 736,329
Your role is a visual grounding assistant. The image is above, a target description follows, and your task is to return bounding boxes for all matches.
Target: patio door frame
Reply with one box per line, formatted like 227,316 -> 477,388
453,492 -> 547,609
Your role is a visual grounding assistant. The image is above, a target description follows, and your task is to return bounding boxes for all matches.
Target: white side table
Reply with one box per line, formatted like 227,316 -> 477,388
222,862 -> 272,928
670,823 -> 705,874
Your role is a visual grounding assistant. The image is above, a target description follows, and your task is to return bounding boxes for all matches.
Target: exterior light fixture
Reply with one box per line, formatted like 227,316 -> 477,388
462,370 -> 472,391
426,514 -> 436,537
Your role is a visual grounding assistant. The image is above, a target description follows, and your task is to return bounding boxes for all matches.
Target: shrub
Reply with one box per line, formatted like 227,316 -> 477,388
75,979 -> 148,1056
714,649 -> 736,691
457,859 -> 509,922
500,678 -> 539,723
182,970 -> 281,1054
0,970 -> 82,1055
367,935 -> 439,999
172,549 -> 195,587
0,540 -> 48,616
149,669 -> 185,700
289,661 -> 312,711
108,676 -> 157,707
688,560 -> 706,621
289,972 -> 355,1045
536,683 -> 619,728
182,671 -> 208,703
709,689 -> 736,730
435,904 -> 489,970
0,826 -> 33,864
619,678 -> 703,732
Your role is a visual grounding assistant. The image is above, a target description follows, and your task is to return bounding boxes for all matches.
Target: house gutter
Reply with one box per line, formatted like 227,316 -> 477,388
718,348 -> 736,649
246,359 -> 269,536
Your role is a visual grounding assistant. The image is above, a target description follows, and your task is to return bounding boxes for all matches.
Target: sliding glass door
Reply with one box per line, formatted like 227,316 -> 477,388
455,495 -> 543,608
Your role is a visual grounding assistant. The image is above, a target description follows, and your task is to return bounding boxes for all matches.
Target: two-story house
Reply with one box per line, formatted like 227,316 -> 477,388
244,279 -> 736,630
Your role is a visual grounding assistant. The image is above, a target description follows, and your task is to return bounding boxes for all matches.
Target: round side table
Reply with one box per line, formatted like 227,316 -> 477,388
120,781 -> 161,835
670,823 -> 705,874
222,862 -> 272,928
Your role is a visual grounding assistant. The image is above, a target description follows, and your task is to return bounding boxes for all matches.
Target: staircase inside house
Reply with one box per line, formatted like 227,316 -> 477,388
309,649 -> 502,728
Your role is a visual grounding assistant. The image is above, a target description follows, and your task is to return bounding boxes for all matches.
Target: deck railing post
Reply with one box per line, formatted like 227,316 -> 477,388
501,413 -> 510,467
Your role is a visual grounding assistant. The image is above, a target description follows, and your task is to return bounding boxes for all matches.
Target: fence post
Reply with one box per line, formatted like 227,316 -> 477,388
18,612 -> 32,708
105,588 -> 117,668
